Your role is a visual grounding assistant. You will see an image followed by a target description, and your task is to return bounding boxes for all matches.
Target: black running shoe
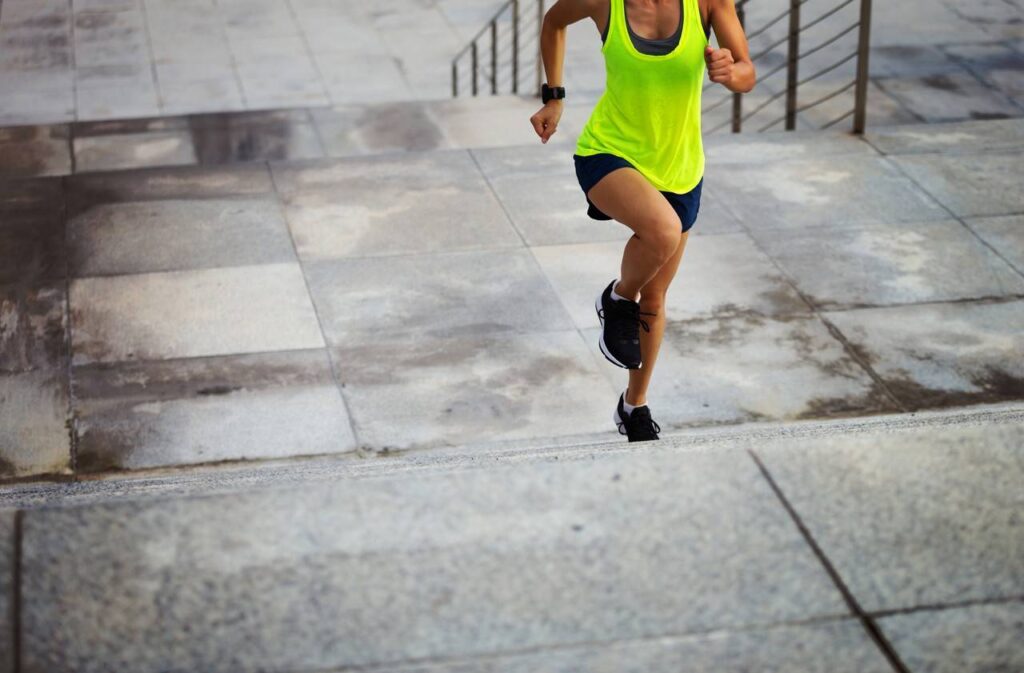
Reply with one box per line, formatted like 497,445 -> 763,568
595,279 -> 655,369
614,392 -> 661,442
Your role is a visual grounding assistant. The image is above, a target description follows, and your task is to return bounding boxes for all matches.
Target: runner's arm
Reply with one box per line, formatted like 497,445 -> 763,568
707,0 -> 756,93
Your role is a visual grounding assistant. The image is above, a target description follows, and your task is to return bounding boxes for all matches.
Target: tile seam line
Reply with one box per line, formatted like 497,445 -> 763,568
747,449 -> 911,673
868,593 -> 1024,620
265,159 -> 365,456
137,0 -> 162,117
877,150 -> 1024,282
279,612 -> 861,673
279,0 -> 330,107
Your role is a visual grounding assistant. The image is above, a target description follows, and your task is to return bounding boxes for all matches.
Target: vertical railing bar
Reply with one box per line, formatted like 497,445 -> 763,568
491,20 -> 498,94
452,61 -> 458,97
536,0 -> 544,95
853,0 -> 872,133
785,0 -> 801,130
732,1 -> 745,132
472,41 -> 478,95
512,0 -> 520,93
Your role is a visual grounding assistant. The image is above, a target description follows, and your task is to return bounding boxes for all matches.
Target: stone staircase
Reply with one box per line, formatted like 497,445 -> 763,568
2,94 -> 1023,671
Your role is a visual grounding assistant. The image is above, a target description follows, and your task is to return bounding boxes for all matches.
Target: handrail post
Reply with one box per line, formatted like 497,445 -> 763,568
491,20 -> 498,94
785,0 -> 801,130
732,1 -> 745,132
536,0 -> 544,95
471,41 -> 478,95
452,61 -> 458,97
853,0 -> 872,133
512,0 -> 520,93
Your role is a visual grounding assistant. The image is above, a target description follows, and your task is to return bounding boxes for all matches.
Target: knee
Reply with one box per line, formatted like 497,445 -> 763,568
642,217 -> 682,263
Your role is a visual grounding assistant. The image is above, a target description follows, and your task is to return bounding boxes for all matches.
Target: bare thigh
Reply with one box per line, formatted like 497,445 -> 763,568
586,166 -> 682,240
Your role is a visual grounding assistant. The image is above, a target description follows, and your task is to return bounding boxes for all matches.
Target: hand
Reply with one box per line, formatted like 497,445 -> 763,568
704,45 -> 735,86
530,100 -> 563,144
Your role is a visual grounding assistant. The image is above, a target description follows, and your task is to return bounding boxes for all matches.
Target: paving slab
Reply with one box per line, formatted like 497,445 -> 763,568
68,198 -> 296,276
73,348 -> 356,472
304,248 -> 575,347
277,151 -> 520,260
0,510 -> 12,673
0,210 -> 67,285
532,233 -> 809,329
823,299 -> 1024,409
0,284 -> 67,374
583,312 -> 894,427
363,620 -> 892,673
19,444 -> 848,672
892,149 -> 1024,218
755,421 -> 1024,611
874,72 -> 1021,122
0,124 -> 71,179
878,603 -> 1024,673
311,101 -> 451,156
72,131 -> 197,172
427,95 -> 580,150
0,369 -> 71,478
0,177 -> 64,213
191,118 -> 324,165
966,214 -> 1024,275
67,163 -> 274,211
754,218 -> 1024,309
710,154 -> 947,230
70,263 -> 324,365
703,126 -> 877,165
333,330 -> 618,452
863,116 -> 1024,154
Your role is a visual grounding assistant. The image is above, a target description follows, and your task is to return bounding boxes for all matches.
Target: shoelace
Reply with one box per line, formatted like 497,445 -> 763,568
618,405 -> 661,440
597,300 -> 657,343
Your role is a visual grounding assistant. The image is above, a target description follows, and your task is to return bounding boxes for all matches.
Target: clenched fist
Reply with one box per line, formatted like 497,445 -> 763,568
704,45 -> 735,86
530,101 -> 562,144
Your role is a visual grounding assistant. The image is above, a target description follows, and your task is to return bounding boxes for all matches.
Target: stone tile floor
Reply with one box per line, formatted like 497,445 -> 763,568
0,106 -> 1022,481
0,0 -> 1022,130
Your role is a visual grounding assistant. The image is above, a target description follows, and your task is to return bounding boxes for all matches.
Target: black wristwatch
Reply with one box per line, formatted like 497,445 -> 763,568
542,82 -> 566,103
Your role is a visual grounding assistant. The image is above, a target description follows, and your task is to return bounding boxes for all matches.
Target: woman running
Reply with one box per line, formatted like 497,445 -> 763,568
531,0 -> 755,441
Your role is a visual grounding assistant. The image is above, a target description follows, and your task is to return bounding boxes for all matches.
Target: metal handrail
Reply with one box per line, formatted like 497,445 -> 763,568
451,0 -> 873,134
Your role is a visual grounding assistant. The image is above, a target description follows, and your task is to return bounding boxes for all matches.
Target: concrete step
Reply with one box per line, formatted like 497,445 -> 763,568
3,403 -> 1023,672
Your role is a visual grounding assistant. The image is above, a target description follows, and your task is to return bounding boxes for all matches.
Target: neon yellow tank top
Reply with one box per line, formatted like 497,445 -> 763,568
574,0 -> 708,193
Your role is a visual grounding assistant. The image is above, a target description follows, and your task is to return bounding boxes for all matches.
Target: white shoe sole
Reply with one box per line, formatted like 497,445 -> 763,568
595,288 -> 635,369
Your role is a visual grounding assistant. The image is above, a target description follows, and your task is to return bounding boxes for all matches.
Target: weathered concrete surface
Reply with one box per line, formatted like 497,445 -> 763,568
305,248 -> 576,347
73,349 -> 356,473
359,620 -> 893,673
824,299 -> 1024,410
712,154 -> 948,229
877,603 -> 1024,673
0,125 -> 70,178
73,131 -> 197,173
70,263 -> 325,365
892,149 -> 1024,218
967,214 -> 1024,275
67,198 -> 296,276
754,218 -> 1024,309
584,312 -> 896,428
756,421 -> 1024,611
333,330 -> 618,451
863,116 -> 1024,155
0,370 -> 71,478
19,443 -> 848,672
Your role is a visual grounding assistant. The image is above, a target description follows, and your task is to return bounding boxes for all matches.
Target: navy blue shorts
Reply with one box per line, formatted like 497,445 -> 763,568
573,152 -> 703,232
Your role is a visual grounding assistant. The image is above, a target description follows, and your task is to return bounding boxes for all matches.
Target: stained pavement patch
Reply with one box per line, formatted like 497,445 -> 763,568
753,218 -> 1024,309
67,198 -> 296,276
333,330 -> 617,452
824,299 -> 1024,410
70,263 -> 324,365
0,369 -> 71,478
73,348 -> 355,473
